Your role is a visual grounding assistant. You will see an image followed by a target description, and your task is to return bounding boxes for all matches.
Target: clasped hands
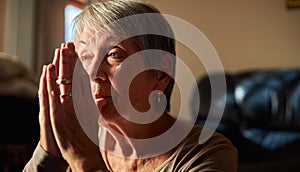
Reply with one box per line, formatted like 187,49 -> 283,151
38,42 -> 107,171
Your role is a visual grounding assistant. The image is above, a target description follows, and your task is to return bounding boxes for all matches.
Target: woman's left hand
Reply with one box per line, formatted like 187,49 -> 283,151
45,42 -> 107,171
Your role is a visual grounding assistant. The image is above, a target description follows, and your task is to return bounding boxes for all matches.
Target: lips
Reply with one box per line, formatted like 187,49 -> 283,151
93,82 -> 110,99
94,92 -> 111,108
94,93 -> 111,99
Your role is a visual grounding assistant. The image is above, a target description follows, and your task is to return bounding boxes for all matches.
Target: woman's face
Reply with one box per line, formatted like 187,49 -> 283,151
76,30 -> 159,121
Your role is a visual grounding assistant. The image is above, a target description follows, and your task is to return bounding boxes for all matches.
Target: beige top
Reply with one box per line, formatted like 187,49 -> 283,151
23,125 -> 238,172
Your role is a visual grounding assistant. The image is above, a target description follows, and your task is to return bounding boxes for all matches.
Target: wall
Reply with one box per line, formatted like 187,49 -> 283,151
149,0 -> 300,74
1,0 -> 35,72
0,0 -> 5,51
147,0 -> 300,118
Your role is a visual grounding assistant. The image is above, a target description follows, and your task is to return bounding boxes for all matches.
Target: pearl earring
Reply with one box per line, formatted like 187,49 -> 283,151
158,91 -> 161,103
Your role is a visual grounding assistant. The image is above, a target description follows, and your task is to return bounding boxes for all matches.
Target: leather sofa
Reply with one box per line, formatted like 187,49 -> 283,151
191,68 -> 300,172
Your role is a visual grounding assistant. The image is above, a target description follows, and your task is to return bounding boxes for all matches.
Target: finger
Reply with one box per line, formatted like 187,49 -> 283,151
66,42 -> 78,70
66,42 -> 75,52
38,65 -> 50,123
52,48 -> 60,76
47,64 -> 61,115
59,48 -> 72,97
59,42 -> 67,79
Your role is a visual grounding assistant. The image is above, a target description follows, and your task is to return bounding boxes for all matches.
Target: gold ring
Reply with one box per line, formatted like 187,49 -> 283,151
56,78 -> 72,85
60,93 -> 72,98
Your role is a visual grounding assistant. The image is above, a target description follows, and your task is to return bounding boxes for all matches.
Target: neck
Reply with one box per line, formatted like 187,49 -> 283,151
98,113 -> 176,158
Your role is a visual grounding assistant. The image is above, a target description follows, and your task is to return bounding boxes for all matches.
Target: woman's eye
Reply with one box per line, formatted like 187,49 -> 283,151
80,55 -> 93,62
106,51 -> 125,65
108,52 -> 121,58
80,55 -> 94,69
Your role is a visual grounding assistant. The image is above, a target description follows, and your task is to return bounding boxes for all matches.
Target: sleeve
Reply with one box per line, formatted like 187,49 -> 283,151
23,143 -> 69,172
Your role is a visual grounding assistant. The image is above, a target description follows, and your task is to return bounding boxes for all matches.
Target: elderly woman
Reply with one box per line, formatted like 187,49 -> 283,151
23,0 -> 237,171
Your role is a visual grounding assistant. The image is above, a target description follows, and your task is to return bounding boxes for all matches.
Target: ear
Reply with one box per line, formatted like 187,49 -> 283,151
155,54 -> 174,92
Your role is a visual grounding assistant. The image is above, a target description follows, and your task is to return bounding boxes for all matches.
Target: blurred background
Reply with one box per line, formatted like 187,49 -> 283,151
0,0 -> 299,171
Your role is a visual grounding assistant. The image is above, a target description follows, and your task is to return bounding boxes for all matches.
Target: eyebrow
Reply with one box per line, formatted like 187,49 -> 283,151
112,45 -> 122,49
79,40 -> 86,44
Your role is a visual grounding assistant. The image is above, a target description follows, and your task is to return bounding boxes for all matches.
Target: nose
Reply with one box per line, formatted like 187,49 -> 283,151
94,70 -> 108,83
92,59 -> 109,83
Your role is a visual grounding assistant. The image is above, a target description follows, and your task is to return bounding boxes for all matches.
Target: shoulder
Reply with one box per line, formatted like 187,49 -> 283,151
186,124 -> 235,147
171,125 -> 238,172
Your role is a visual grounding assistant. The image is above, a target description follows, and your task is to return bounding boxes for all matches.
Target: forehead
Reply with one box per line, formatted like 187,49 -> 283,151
77,28 -> 141,53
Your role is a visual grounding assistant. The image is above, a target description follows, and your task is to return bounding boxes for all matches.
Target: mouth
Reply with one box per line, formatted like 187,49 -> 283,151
94,93 -> 112,108
93,83 -> 113,107
94,93 -> 111,100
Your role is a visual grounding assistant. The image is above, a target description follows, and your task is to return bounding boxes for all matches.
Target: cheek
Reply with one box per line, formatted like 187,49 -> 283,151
128,74 -> 155,112
129,90 -> 151,112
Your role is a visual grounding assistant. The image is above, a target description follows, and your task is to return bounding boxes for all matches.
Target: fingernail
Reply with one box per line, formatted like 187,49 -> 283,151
67,42 -> 75,50
61,42 -> 66,48
47,64 -> 55,72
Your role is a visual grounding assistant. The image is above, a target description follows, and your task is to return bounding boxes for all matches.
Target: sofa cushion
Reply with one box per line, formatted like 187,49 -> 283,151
234,69 -> 300,130
194,69 -> 300,163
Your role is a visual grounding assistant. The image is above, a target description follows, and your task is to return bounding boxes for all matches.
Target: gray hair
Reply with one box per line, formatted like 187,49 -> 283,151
73,0 -> 176,112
